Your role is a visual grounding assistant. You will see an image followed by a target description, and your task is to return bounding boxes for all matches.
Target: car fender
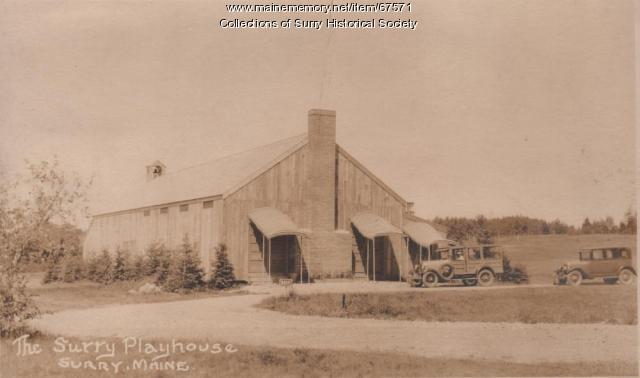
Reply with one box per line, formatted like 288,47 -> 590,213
475,266 -> 495,275
618,266 -> 636,275
567,267 -> 587,279
421,262 -> 445,274
423,269 -> 443,280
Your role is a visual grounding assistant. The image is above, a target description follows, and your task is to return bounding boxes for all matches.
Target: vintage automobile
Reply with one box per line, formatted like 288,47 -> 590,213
553,247 -> 636,286
411,245 -> 504,288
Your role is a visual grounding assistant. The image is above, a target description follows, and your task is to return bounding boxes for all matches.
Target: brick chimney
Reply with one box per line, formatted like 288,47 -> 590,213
307,109 -> 336,231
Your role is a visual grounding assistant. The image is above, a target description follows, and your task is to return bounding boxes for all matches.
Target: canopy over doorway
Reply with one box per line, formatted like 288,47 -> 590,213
403,221 -> 452,264
248,207 -> 306,239
248,207 -> 308,283
351,213 -> 403,282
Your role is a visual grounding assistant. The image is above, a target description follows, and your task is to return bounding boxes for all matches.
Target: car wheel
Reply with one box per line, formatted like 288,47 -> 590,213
440,264 -> 455,280
603,278 -> 618,285
618,269 -> 636,285
566,270 -> 582,286
422,271 -> 439,288
462,278 -> 477,286
477,269 -> 494,287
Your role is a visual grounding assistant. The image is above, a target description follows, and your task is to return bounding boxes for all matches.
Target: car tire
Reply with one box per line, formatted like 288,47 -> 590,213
603,278 -> 618,285
477,269 -> 495,287
422,271 -> 439,288
618,269 -> 636,285
566,270 -> 583,286
462,278 -> 477,286
440,264 -> 455,280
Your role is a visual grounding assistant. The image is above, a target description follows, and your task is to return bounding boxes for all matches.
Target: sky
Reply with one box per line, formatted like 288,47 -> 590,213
0,0 -> 636,229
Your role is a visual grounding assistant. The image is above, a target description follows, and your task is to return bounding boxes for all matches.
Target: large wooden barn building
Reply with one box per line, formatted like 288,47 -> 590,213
83,109 -> 447,282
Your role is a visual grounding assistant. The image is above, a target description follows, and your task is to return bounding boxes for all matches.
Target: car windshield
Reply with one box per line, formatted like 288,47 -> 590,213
430,249 -> 448,260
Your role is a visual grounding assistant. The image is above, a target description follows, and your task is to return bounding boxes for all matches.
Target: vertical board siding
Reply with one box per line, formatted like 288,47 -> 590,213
82,198 -> 222,271
223,146 -> 308,280
336,151 -> 409,279
83,145 -> 409,280
336,151 -> 405,230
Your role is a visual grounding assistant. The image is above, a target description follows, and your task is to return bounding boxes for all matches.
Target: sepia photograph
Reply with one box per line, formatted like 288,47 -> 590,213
0,1 -> 637,377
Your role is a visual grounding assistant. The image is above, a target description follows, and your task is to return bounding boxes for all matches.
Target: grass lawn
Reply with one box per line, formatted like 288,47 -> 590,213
1,335 -> 636,377
260,285 -> 637,325
28,277 -> 247,314
494,234 -> 636,284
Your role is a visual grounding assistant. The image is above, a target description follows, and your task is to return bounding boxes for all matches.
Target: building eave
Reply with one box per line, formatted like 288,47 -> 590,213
91,194 -> 223,218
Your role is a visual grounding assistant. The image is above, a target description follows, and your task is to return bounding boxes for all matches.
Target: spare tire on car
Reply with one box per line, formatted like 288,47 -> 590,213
439,264 -> 455,280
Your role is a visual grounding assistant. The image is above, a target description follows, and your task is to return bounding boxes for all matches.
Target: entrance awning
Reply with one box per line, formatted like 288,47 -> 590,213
248,207 -> 305,239
351,212 -> 402,239
403,221 -> 449,247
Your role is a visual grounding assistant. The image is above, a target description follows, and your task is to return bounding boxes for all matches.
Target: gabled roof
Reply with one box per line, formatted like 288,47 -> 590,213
93,131 -> 411,217
94,134 -> 308,215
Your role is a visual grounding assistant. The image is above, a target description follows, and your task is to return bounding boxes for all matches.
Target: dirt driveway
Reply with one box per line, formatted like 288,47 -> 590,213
33,282 -> 637,364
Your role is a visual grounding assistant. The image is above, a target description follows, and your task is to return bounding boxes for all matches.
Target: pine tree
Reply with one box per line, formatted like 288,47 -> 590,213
163,236 -> 204,292
209,243 -> 235,290
112,248 -> 130,281
94,250 -> 114,285
131,255 -> 146,280
61,246 -> 84,283
581,217 -> 592,234
146,243 -> 170,276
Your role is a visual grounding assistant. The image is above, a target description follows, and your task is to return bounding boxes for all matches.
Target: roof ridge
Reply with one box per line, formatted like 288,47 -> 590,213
157,133 -> 307,178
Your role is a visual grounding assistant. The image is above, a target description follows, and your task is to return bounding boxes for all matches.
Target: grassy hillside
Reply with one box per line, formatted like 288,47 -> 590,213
495,234 -> 637,283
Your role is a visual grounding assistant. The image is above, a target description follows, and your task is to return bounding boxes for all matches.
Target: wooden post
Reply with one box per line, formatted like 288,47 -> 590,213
398,240 -> 402,282
299,236 -> 303,284
366,239 -> 370,280
419,245 -> 422,264
268,238 -> 272,282
285,237 -> 289,275
400,236 -> 406,282
306,236 -> 310,284
373,237 -> 376,282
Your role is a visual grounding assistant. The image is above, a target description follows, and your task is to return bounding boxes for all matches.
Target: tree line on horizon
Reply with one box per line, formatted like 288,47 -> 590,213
432,210 -> 637,244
